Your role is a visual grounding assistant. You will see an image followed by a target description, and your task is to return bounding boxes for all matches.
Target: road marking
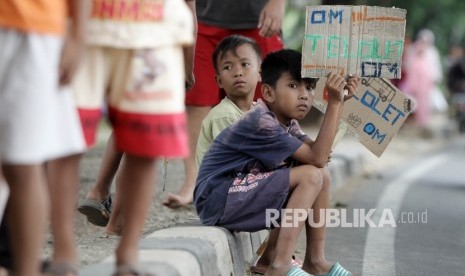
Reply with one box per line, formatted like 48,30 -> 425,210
362,154 -> 448,275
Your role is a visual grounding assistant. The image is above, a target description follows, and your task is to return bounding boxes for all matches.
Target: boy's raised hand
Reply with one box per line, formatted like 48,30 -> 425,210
325,72 -> 347,103
343,74 -> 361,101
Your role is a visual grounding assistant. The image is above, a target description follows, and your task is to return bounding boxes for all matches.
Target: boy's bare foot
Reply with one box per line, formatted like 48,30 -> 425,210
85,186 -> 110,203
105,223 -> 123,236
162,193 -> 193,209
302,259 -> 347,275
251,255 -> 302,275
264,264 -> 294,276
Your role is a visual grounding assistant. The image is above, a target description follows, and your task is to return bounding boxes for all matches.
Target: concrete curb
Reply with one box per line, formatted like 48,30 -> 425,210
81,139 -> 369,276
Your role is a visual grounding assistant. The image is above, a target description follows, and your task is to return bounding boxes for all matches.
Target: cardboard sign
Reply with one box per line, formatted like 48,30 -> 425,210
302,5 -> 406,79
313,78 -> 415,157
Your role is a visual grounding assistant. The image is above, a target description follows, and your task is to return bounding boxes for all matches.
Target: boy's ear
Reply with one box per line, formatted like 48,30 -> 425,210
215,74 -> 223,89
261,83 -> 274,103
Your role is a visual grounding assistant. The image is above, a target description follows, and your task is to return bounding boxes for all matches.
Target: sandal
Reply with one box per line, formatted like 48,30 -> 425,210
77,196 -> 112,227
286,266 -> 311,276
42,261 -> 78,276
113,264 -> 155,276
315,262 -> 352,276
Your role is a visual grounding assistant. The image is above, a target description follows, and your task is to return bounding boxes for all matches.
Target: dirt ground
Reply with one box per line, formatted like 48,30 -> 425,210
43,124 -> 199,266
42,113 -> 456,268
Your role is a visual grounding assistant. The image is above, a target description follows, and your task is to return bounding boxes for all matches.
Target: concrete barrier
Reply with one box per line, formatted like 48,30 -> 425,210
80,138 -> 368,275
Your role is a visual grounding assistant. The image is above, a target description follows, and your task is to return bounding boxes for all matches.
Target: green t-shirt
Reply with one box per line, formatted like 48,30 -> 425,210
195,97 -> 245,168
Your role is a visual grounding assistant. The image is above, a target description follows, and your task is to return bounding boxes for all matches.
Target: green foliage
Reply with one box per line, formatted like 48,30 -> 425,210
362,0 -> 465,54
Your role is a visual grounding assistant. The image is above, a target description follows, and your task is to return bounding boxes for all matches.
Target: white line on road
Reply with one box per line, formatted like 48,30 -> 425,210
362,154 -> 449,276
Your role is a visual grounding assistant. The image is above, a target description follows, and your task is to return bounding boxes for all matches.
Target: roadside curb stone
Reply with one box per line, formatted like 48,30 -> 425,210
80,138 -> 368,275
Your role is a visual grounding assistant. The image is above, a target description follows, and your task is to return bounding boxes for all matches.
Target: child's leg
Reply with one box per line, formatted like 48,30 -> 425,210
105,156 -> 127,236
253,228 -> 279,270
45,153 -> 82,266
267,165 -> 323,276
3,164 -> 48,276
301,167 -> 333,274
78,134 -> 121,228
162,106 -> 210,209
86,133 -> 123,202
114,154 -> 157,266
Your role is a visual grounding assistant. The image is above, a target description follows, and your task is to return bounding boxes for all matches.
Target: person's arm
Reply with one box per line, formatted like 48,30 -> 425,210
258,0 -> 286,37
59,0 -> 89,86
292,73 -> 360,167
183,0 -> 197,90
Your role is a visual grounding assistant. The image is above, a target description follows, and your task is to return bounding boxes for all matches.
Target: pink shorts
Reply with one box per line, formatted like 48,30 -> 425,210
72,46 -> 188,158
185,23 -> 283,106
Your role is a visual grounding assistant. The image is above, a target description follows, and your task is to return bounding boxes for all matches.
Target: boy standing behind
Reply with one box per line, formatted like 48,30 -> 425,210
194,34 -> 262,168
194,49 -> 359,276
72,0 -> 194,274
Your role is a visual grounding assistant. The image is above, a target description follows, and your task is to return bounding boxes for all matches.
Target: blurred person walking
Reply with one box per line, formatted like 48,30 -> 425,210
77,0 -> 197,234
402,29 -> 444,135
0,1 -> 88,275
446,46 -> 465,132
72,0 -> 195,274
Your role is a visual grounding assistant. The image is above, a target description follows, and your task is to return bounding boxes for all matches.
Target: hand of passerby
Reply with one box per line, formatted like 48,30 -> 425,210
258,0 -> 285,37
59,0 -> 88,86
185,72 -> 195,91
59,36 -> 84,86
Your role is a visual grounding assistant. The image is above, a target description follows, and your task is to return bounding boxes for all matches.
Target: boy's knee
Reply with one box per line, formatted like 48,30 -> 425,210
301,165 -> 324,190
320,167 -> 331,189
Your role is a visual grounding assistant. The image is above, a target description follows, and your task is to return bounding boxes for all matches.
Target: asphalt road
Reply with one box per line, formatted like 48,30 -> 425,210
295,136 -> 465,275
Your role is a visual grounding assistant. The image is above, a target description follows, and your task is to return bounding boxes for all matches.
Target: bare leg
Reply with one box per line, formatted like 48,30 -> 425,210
46,154 -> 82,268
163,105 -> 211,208
86,133 -> 123,201
105,156 -> 126,236
266,165 -> 323,276
254,229 -> 278,270
3,164 -> 48,276
301,167 -> 333,274
114,154 -> 157,267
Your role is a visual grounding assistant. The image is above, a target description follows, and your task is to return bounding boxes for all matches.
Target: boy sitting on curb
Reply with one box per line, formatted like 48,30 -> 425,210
193,34 -> 304,272
194,49 -> 359,276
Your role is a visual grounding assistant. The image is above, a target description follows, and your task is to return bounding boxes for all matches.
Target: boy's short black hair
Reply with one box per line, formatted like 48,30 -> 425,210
212,34 -> 262,73
261,49 -> 318,88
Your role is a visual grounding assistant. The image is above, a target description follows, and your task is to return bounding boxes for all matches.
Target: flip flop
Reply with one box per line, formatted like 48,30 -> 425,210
77,196 -> 112,227
315,262 -> 352,276
42,261 -> 78,276
286,266 -> 311,276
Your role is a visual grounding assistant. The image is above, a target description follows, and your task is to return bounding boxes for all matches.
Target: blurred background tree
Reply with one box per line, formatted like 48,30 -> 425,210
284,0 -> 465,55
